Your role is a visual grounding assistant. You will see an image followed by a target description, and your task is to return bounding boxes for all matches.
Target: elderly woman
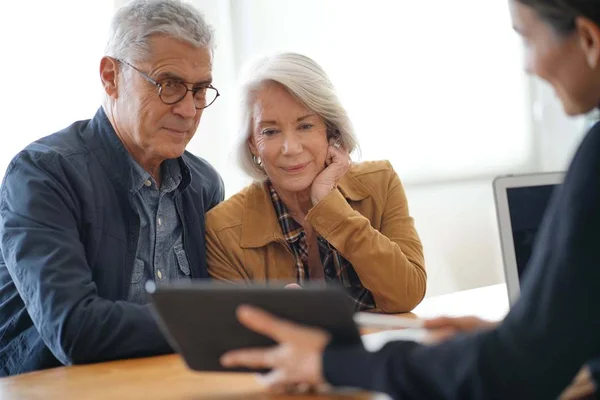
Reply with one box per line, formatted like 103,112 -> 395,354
206,53 -> 426,313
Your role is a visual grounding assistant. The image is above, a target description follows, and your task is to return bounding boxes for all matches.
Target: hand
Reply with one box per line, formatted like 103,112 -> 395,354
284,283 -> 302,289
220,305 -> 331,392
310,140 -> 351,205
559,366 -> 597,400
423,316 -> 499,344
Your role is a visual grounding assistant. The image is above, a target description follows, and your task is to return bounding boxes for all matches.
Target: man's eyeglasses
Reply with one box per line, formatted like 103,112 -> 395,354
115,58 -> 219,110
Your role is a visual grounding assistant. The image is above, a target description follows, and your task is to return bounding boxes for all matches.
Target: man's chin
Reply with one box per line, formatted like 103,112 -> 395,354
159,147 -> 187,161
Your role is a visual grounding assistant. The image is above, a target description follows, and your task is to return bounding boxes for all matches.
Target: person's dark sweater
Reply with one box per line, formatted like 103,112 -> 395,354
324,120 -> 600,399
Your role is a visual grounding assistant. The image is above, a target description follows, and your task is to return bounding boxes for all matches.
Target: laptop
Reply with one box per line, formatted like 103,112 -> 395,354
493,172 -> 564,306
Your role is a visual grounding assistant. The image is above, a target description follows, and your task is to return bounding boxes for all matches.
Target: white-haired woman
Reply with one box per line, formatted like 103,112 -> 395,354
206,53 -> 426,313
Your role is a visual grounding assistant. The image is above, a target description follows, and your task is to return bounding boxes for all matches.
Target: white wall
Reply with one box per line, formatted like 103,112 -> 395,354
183,0 -> 244,191
406,179 -> 506,295
408,80 -> 586,296
0,1 -> 114,179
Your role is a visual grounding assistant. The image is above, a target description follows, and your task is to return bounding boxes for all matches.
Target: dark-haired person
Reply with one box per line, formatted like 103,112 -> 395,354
219,1 -> 600,398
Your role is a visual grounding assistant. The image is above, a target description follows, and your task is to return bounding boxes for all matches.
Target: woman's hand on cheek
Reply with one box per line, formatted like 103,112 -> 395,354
310,141 -> 351,205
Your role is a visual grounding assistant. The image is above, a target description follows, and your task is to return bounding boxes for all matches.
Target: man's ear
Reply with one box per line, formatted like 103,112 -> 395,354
100,56 -> 120,99
576,17 -> 600,69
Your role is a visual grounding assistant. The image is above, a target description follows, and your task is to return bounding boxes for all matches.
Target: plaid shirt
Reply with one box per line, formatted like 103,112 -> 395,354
268,181 -> 375,311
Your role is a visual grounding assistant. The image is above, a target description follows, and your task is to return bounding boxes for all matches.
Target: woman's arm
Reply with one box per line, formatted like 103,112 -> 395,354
306,162 -> 426,313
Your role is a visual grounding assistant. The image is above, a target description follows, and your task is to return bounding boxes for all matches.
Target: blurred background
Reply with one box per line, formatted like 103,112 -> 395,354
0,0 -> 592,297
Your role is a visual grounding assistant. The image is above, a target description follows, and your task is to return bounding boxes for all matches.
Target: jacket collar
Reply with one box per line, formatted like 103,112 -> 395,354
83,107 -> 191,194
239,171 -> 369,248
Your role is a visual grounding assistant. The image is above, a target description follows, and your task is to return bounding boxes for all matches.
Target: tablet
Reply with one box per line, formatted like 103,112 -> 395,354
146,281 -> 363,372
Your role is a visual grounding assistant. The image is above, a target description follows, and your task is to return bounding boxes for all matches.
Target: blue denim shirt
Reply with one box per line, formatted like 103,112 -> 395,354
0,108 -> 224,375
128,158 -> 191,304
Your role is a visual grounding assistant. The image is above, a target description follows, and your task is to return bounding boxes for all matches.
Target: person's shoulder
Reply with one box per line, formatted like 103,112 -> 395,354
348,160 -> 397,182
349,160 -> 394,174
554,120 -> 600,215
578,119 -> 600,149
341,160 -> 403,204
206,182 -> 262,231
29,118 -> 92,157
182,151 -> 222,188
4,119 -> 92,181
565,120 -> 600,177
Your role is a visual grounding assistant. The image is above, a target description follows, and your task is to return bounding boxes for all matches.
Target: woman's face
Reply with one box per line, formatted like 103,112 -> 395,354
509,1 -> 600,115
248,82 -> 330,193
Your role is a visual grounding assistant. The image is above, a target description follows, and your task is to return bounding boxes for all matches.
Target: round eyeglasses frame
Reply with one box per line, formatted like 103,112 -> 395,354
114,58 -> 220,110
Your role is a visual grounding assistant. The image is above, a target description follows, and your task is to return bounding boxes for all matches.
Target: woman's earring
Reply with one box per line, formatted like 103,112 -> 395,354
252,154 -> 263,167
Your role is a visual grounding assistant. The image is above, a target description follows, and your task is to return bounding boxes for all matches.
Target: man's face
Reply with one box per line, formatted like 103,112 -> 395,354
106,35 -> 213,167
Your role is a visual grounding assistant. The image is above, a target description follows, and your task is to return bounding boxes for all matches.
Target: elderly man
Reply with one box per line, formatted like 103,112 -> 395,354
0,0 -> 223,375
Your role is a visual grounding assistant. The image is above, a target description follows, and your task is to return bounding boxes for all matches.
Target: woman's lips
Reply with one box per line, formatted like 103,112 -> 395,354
282,163 -> 309,173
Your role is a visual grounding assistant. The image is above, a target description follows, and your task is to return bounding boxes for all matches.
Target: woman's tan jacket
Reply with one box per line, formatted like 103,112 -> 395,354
205,160 -> 426,313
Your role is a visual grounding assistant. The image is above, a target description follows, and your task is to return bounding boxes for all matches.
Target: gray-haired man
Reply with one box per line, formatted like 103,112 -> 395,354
0,0 -> 223,375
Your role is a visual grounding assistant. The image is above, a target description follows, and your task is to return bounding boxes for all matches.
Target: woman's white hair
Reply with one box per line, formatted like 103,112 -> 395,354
235,52 -> 360,181
105,0 -> 214,63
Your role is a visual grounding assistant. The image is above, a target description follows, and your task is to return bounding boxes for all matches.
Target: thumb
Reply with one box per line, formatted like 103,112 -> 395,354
284,283 -> 303,289
423,316 -> 456,329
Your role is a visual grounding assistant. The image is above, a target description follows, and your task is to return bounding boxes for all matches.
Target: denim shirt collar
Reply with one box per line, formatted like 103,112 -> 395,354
129,157 -> 183,194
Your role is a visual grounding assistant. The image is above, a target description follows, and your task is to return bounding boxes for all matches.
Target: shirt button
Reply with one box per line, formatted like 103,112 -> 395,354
156,270 -> 163,280
158,217 -> 162,226
144,180 -> 152,187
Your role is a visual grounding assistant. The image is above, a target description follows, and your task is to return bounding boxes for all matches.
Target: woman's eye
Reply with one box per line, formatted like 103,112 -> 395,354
261,129 -> 278,136
299,123 -> 313,130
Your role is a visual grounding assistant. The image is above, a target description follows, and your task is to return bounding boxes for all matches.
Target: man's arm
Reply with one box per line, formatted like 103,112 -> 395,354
0,151 -> 172,365
201,161 -> 225,211
211,173 -> 225,209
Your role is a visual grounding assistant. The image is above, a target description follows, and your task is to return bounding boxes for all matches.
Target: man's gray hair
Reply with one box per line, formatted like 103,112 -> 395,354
236,52 -> 360,181
105,0 -> 215,62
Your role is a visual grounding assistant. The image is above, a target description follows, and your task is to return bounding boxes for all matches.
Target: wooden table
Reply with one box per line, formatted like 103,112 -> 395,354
0,284 -> 509,399
0,354 -> 379,400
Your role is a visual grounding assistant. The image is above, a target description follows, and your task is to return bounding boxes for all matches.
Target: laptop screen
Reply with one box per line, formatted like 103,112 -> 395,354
506,184 -> 558,279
